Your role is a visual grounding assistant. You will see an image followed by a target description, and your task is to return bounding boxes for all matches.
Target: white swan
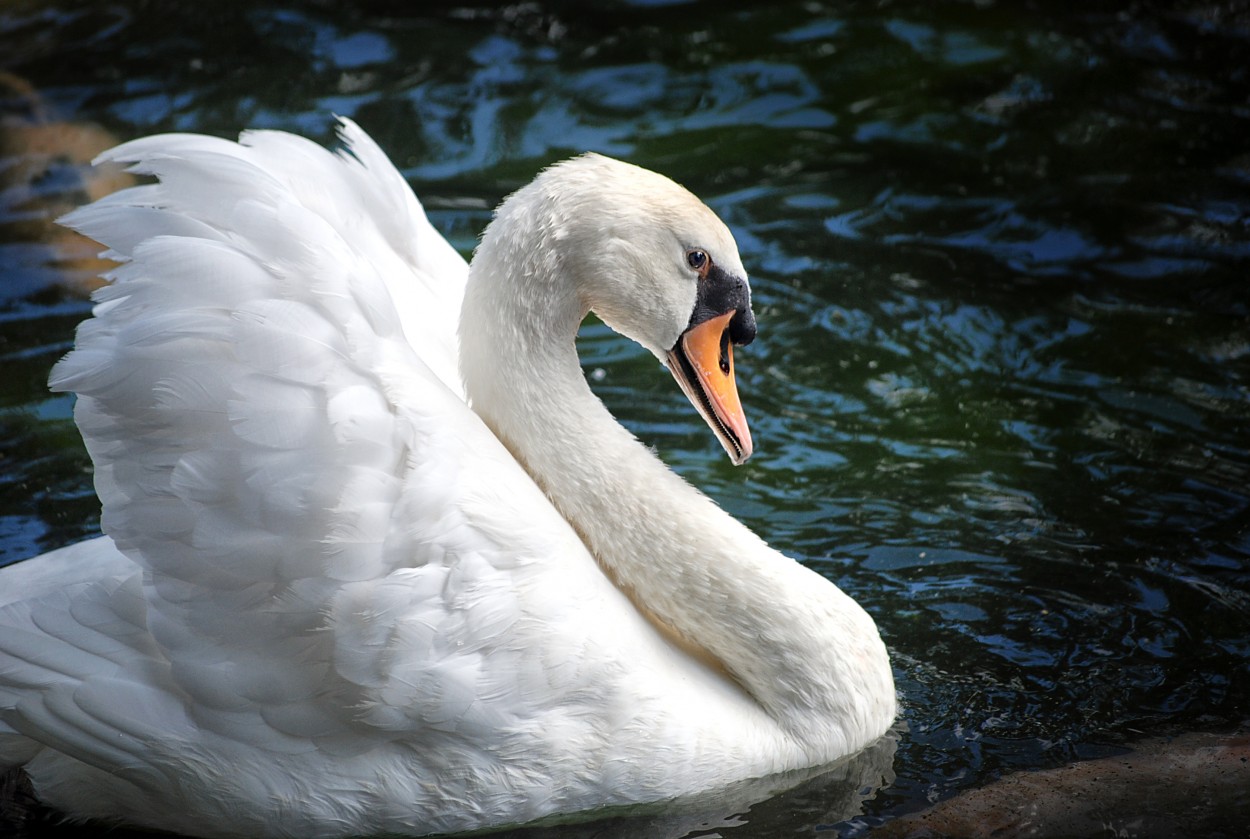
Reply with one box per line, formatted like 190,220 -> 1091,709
0,119 -> 895,838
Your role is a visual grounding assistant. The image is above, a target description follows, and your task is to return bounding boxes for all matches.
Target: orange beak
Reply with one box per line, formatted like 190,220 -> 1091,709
666,310 -> 753,465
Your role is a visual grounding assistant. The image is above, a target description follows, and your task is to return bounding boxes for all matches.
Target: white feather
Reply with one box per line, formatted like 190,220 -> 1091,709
0,118 -> 895,838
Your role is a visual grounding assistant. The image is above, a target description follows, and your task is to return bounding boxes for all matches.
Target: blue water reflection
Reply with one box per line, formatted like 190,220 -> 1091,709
2,0 -> 1249,836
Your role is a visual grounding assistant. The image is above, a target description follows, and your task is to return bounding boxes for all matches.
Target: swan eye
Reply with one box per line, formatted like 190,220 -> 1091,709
686,249 -> 709,273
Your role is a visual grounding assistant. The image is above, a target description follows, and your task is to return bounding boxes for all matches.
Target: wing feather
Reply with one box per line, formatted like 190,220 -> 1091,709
17,118 -> 616,766
3,123 -> 725,827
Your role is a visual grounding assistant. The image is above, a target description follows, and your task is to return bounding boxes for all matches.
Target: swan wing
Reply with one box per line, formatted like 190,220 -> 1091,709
10,121 -> 623,780
71,119 -> 468,396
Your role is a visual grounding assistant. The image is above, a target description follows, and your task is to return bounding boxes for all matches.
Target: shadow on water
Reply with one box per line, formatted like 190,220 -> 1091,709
2,0 -> 1250,836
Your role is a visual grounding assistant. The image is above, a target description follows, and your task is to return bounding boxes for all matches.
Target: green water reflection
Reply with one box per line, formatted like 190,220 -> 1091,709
2,1 -> 1248,836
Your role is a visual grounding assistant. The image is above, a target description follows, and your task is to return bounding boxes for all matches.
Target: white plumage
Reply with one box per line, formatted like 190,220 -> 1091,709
0,119 -> 895,838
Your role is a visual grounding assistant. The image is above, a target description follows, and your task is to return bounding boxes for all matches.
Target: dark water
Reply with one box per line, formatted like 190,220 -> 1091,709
2,1 -> 1249,836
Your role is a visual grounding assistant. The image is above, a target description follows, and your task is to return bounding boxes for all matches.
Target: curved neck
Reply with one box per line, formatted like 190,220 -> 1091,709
459,219 -> 894,763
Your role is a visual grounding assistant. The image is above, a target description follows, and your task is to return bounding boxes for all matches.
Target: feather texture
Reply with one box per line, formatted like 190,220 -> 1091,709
0,119 -> 894,838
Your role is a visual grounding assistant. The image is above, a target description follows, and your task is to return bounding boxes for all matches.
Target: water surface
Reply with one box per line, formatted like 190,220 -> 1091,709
2,1 -> 1248,836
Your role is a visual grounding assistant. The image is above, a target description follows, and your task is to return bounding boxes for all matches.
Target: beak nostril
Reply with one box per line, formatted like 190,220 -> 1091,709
728,308 -> 756,347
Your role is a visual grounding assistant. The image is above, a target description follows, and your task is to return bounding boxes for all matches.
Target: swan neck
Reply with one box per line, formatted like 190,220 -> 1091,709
459,200 -> 894,762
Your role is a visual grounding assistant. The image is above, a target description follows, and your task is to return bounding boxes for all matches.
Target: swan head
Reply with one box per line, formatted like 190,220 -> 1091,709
476,153 -> 758,464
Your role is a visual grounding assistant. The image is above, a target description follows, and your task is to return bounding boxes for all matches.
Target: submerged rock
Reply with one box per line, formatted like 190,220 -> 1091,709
876,729 -> 1250,838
